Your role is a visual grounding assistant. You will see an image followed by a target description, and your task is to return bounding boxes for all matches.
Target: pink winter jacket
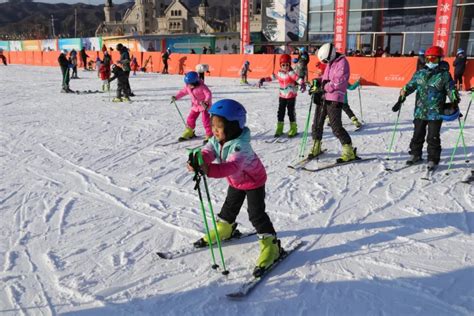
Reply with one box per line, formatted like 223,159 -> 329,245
175,80 -> 212,112
277,69 -> 304,99
321,55 -> 350,103
201,128 -> 267,191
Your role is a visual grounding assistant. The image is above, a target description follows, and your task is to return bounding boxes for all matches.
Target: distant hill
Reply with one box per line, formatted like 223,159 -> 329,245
0,0 -> 238,40
0,2 -> 134,39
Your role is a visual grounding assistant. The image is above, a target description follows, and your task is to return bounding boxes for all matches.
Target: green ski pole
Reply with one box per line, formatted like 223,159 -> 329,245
357,83 -> 364,123
298,83 -> 315,158
172,100 -> 188,128
446,94 -> 472,173
188,148 -> 219,270
386,98 -> 403,160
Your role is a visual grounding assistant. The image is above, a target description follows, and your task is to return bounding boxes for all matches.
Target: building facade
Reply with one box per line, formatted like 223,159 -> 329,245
308,0 -> 474,56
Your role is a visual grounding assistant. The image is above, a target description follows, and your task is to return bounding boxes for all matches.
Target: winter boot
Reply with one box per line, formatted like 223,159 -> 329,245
121,96 -> 131,102
200,220 -> 236,246
338,144 -> 357,162
308,140 -> 322,159
253,235 -> 281,277
406,155 -> 422,165
274,122 -> 284,137
178,127 -> 196,141
288,122 -> 298,138
112,97 -> 123,102
351,116 -> 362,128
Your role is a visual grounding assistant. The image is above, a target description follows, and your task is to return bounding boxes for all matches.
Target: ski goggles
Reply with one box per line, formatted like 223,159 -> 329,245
425,55 -> 440,63
281,63 -> 290,67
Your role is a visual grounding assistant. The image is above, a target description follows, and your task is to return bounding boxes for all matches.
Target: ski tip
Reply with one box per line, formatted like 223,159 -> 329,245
155,252 -> 171,259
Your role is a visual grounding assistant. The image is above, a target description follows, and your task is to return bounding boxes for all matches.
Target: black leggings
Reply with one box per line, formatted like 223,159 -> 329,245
277,97 -> 296,122
312,100 -> 352,145
218,185 -> 276,235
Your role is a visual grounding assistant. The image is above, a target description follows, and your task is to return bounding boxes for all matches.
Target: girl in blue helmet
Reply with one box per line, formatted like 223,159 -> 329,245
171,71 -> 213,142
188,98 -> 281,277
453,48 -> 467,90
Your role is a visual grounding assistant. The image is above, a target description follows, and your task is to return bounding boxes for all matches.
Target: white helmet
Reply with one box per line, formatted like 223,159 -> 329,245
317,43 -> 336,63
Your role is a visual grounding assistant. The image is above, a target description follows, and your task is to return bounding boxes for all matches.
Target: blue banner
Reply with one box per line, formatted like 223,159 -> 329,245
58,38 -> 82,51
0,41 -> 9,52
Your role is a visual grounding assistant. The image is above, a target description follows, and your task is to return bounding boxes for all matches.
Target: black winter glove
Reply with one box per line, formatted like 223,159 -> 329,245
392,96 -> 405,112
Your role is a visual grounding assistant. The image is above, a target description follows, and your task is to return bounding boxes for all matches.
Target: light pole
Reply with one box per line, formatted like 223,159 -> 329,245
74,8 -> 77,38
51,14 -> 56,38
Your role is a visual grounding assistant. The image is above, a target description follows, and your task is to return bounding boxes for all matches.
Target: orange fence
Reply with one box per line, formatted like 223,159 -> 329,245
5,51 -> 474,89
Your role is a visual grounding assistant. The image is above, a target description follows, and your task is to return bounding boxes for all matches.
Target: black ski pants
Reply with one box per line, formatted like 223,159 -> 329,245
277,97 -> 296,122
342,103 -> 356,119
218,185 -> 276,235
124,70 -> 132,94
312,99 -> 352,145
409,119 -> 443,164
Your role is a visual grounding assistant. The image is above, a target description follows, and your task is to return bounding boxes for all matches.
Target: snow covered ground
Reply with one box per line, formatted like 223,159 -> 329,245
0,65 -> 473,316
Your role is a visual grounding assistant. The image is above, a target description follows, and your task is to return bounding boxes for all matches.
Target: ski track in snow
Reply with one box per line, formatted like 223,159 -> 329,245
0,65 -> 473,315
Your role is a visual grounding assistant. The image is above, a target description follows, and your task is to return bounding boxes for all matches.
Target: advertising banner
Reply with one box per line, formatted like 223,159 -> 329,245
432,0 -> 454,53
58,38 -> 82,51
41,39 -> 57,51
9,41 -> 22,51
240,0 -> 250,54
0,41 -> 9,52
81,37 -> 102,51
263,0 -> 309,42
22,40 -> 41,51
166,36 -> 215,54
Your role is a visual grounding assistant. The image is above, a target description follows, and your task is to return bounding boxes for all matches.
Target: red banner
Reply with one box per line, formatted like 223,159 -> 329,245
432,0 -> 455,53
334,0 -> 348,53
240,0 -> 250,54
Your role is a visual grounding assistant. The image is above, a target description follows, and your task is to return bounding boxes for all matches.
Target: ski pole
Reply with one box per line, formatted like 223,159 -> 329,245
446,95 -> 472,172
172,100 -> 187,127
386,102 -> 402,160
298,86 -> 314,158
190,147 -> 229,275
188,149 -> 219,270
357,83 -> 364,122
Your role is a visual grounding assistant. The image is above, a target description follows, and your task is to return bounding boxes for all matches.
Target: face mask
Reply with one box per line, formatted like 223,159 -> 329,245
426,62 -> 438,69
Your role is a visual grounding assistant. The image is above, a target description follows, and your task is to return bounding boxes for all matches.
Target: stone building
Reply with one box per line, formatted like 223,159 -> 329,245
95,0 -> 236,37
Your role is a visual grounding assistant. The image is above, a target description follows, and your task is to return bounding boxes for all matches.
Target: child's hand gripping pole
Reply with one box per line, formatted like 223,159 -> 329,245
187,147 -> 229,275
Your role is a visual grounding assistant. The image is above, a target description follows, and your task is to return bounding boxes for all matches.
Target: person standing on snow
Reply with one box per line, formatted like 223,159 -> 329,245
0,48 -> 7,66
171,71 -> 213,143
188,99 -> 281,278
108,64 -> 131,102
58,49 -> 73,93
309,42 -> 356,162
79,47 -> 88,70
195,63 -> 210,82
70,49 -> 78,79
453,48 -> 467,91
274,54 -> 306,138
116,43 -> 134,96
161,48 -> 171,74
393,46 -> 459,169
240,61 -> 251,84
416,49 -> 426,71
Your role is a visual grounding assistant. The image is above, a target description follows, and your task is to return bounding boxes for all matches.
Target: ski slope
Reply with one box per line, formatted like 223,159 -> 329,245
0,65 -> 473,316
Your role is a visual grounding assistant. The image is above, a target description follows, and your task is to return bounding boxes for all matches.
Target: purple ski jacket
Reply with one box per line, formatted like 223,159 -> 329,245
321,55 -> 350,103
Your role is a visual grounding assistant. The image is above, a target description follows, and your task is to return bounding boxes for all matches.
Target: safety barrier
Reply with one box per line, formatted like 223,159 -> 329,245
4,51 -> 473,89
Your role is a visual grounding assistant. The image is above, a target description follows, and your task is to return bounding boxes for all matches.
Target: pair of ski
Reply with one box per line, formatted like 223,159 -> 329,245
265,133 -> 300,144
155,230 -> 303,298
288,149 -> 376,172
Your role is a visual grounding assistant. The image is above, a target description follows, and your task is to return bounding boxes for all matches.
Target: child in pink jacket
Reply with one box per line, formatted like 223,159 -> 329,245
187,98 -> 280,278
274,54 -> 305,138
171,71 -> 213,143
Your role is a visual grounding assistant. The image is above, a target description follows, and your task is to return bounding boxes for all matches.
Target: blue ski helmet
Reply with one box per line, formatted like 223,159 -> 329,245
209,99 -> 247,129
292,58 -> 299,63
300,47 -> 306,53
418,49 -> 425,55
184,71 -> 199,84
245,60 -> 250,65
441,103 -> 460,121
457,48 -> 465,55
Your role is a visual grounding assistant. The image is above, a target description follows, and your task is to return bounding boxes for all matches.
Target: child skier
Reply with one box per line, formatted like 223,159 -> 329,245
188,98 -> 281,277
130,57 -> 139,76
195,63 -> 210,82
309,42 -> 356,162
108,64 -> 131,102
171,71 -> 213,143
99,58 -> 111,91
70,49 -> 78,79
274,54 -> 305,138
95,55 -> 102,78
240,61 -> 251,84
393,45 -> 459,169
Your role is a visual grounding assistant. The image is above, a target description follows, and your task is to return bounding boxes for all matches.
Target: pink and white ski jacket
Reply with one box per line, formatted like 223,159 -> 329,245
202,128 -> 267,191
277,69 -> 303,99
175,80 -> 212,112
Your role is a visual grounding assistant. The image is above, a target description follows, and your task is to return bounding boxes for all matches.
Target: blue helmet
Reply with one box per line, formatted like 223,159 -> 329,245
184,71 -> 199,84
441,103 -> 460,121
457,48 -> 465,55
292,58 -> 299,63
209,99 -> 247,129
418,49 -> 425,55
245,61 -> 250,65
300,47 -> 305,53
